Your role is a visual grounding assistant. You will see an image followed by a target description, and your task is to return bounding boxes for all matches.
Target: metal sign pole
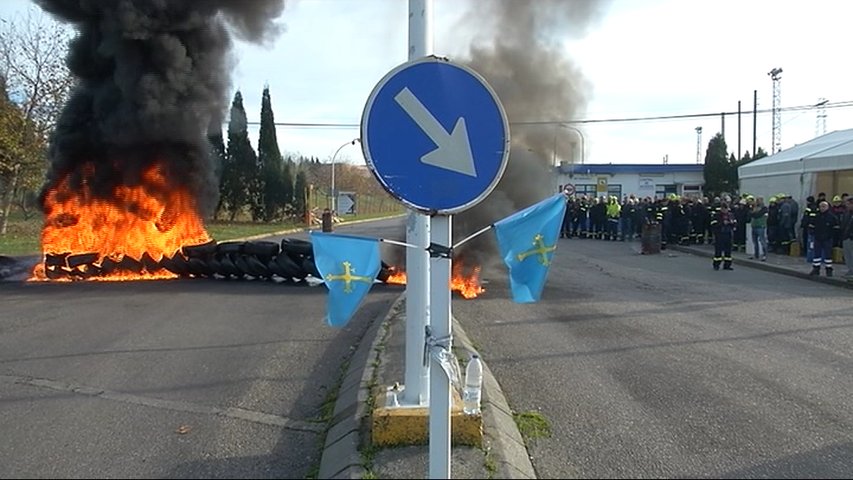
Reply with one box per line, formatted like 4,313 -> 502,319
361,7 -> 508,478
428,214 -> 451,479
405,0 -> 432,407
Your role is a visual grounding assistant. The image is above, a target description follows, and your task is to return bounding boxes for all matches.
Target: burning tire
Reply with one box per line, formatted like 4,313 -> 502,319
182,240 -> 217,258
281,238 -> 312,257
244,241 -> 280,258
216,254 -> 242,279
160,252 -> 190,276
67,252 -> 99,269
268,253 -> 303,280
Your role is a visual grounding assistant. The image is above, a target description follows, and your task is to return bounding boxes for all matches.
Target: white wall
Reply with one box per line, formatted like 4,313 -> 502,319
555,170 -> 705,199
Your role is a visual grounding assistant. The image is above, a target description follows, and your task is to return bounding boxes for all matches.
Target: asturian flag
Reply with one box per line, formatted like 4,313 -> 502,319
493,193 -> 567,303
310,232 -> 381,328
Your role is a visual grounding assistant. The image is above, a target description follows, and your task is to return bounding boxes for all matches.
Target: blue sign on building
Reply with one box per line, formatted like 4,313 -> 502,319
361,57 -> 509,214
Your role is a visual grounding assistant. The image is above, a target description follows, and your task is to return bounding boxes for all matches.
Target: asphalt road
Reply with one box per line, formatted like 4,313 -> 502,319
453,236 -> 853,479
4,217 -> 852,479
0,218 -> 405,479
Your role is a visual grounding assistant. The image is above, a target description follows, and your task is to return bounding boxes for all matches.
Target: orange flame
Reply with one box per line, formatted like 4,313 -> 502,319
383,262 -> 485,299
32,162 -> 210,281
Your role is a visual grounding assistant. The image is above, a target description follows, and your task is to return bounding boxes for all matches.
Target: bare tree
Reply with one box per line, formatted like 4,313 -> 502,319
0,6 -> 74,233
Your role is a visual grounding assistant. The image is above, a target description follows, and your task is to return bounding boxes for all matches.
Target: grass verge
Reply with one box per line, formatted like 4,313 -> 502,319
513,410 -> 553,443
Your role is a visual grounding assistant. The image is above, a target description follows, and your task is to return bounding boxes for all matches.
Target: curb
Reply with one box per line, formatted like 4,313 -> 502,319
318,292 -> 537,479
668,245 -> 853,290
318,294 -> 404,479
452,320 -> 537,479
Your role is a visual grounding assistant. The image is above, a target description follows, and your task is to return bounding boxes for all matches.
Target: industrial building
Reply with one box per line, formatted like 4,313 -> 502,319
553,163 -> 706,199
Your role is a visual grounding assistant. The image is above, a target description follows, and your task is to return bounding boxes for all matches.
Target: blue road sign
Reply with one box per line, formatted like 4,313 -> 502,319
361,57 -> 510,214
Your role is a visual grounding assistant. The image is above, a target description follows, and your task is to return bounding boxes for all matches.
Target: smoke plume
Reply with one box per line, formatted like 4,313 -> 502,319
35,0 -> 286,216
449,0 -> 608,272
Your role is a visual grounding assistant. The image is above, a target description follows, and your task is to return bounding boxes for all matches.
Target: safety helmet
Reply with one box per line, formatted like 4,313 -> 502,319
833,195 -> 842,203
769,196 -> 777,203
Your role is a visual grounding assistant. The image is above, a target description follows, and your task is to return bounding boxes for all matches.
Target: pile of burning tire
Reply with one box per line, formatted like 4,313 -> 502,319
40,238 -> 397,283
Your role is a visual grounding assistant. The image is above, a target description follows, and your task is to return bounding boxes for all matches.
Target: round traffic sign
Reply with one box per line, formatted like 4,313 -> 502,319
360,57 -> 510,214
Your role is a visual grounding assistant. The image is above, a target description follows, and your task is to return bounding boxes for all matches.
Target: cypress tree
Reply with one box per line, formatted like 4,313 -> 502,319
208,118 -> 227,220
294,170 -> 307,218
224,90 -> 257,221
256,85 -> 286,221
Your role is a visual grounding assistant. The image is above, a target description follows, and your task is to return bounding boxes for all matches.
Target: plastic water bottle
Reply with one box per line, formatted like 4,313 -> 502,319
462,353 -> 483,415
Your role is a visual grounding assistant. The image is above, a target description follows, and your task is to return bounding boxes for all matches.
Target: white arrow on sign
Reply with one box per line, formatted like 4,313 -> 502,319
394,87 -> 477,177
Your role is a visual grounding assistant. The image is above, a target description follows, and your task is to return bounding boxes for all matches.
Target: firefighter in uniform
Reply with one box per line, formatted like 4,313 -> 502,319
705,197 -> 720,244
711,202 -> 736,270
657,197 -> 669,249
560,194 -> 572,238
691,198 -> 708,244
801,196 -> 817,260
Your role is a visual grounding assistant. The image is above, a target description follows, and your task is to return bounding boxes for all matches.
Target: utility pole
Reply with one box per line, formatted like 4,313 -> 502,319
737,100 -> 742,161
695,126 -> 703,164
816,97 -> 828,136
752,89 -> 757,157
769,67 -> 783,153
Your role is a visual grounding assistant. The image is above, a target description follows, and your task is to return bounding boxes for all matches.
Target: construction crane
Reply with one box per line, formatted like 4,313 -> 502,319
768,67 -> 783,154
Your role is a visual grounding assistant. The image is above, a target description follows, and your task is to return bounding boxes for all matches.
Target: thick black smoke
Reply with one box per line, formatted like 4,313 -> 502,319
35,0 -> 286,216
449,0 -> 608,273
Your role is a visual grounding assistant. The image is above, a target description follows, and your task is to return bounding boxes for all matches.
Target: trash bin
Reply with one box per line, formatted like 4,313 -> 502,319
321,208 -> 333,232
641,223 -> 661,255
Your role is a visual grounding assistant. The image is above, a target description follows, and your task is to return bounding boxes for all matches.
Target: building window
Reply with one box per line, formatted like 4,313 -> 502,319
655,184 -> 677,199
574,184 -> 597,197
607,185 -> 622,199
682,185 -> 703,198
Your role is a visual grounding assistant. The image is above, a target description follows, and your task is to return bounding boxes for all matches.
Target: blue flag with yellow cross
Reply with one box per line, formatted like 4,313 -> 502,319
310,232 -> 381,328
493,193 -> 567,303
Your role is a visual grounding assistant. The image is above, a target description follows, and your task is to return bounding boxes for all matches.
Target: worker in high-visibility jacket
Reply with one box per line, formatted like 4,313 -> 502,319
606,196 -> 621,241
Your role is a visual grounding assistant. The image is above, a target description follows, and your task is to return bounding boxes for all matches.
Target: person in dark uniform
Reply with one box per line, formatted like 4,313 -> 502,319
560,195 -> 572,238
571,196 -> 587,239
808,200 -> 840,277
732,199 -> 750,252
767,196 -> 780,253
706,196 -> 720,244
711,202 -> 736,270
801,196 -> 817,260
690,198 -> 707,244
657,196 -> 670,250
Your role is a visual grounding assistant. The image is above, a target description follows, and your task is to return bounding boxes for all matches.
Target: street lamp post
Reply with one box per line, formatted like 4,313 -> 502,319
330,138 -> 360,213
553,123 -> 586,165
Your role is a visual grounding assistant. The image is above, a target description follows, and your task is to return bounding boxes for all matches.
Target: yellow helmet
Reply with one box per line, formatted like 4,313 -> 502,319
769,196 -> 778,203
833,195 -> 842,203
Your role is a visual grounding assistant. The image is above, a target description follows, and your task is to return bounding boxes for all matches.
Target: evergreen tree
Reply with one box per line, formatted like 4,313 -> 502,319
754,146 -> 769,161
281,158 -> 295,216
208,118 -> 227,220
224,90 -> 257,221
702,133 -> 732,197
727,153 -> 739,194
294,170 -> 307,218
256,86 -> 290,221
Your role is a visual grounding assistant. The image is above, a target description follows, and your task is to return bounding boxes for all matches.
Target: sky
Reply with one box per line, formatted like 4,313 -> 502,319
3,0 -> 853,167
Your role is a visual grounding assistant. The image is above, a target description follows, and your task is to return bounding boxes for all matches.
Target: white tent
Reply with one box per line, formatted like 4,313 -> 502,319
739,129 -> 853,209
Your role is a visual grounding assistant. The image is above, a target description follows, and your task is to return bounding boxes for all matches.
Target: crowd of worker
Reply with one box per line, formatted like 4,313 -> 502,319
560,190 -> 853,277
